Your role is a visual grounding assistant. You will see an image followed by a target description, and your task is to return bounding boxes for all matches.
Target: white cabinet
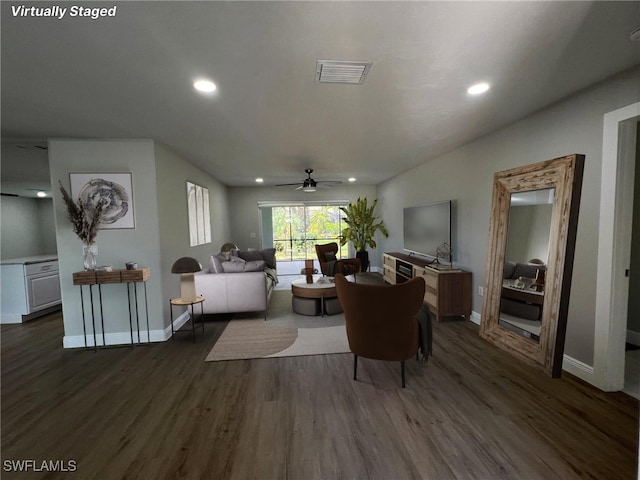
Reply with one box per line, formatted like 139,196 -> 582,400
1,256 -> 61,323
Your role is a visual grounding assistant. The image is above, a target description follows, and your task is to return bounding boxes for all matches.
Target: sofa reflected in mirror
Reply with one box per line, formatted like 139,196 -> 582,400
499,260 -> 546,342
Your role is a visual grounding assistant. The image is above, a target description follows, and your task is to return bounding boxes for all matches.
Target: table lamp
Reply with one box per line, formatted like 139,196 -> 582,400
171,257 -> 202,301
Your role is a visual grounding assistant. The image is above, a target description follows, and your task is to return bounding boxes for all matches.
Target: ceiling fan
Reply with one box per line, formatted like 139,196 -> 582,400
276,168 -> 342,192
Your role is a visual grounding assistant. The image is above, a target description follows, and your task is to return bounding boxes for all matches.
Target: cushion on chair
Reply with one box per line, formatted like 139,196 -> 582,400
324,252 -> 337,262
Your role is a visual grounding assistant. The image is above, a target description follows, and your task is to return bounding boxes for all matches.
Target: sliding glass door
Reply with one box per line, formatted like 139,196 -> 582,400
260,203 -> 349,261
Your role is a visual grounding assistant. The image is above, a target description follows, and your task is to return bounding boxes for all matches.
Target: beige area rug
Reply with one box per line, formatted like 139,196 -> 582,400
205,289 -> 350,362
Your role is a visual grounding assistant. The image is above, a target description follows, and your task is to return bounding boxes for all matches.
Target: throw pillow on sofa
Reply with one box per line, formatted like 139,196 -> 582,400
513,262 -> 543,279
233,248 -> 277,269
209,253 -> 227,273
222,259 -> 266,273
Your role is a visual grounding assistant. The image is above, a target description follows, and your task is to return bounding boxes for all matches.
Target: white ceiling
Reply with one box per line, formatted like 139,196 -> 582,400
2,1 -> 639,192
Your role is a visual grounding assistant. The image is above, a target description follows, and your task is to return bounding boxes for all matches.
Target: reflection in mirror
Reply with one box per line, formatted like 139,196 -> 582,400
499,188 -> 555,343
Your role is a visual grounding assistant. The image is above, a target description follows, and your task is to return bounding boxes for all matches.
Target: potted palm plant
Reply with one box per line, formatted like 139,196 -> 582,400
339,197 -> 389,272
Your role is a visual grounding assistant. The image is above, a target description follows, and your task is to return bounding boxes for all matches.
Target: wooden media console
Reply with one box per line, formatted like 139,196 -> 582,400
382,252 -> 472,322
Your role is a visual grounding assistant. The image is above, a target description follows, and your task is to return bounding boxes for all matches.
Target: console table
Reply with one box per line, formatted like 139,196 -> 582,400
383,252 -> 471,322
72,268 -> 151,350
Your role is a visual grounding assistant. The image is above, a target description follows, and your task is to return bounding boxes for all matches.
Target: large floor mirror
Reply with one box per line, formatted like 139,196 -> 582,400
480,154 -> 584,377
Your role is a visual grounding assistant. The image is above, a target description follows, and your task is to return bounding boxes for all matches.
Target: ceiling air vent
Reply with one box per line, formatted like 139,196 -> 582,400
315,60 -> 372,85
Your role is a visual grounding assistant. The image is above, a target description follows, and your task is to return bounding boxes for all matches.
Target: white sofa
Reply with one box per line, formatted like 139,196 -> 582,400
193,248 -> 277,319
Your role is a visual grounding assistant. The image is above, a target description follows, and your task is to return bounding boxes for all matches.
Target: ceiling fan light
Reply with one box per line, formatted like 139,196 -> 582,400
303,186 -> 316,192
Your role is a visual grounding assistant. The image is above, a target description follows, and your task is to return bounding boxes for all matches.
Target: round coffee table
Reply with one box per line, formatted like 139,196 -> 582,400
291,277 -> 342,316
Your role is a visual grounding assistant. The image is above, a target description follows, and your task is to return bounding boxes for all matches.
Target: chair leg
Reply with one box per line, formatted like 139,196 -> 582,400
401,361 -> 406,388
353,354 -> 358,381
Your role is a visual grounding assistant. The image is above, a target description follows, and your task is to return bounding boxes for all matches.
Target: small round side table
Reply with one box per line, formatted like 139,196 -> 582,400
170,296 -> 205,342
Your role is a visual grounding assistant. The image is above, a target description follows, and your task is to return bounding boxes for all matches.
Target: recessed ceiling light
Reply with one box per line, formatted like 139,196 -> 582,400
348,177 -> 356,182
36,191 -> 47,197
255,178 -> 264,183
193,79 -> 217,93
467,82 -> 490,95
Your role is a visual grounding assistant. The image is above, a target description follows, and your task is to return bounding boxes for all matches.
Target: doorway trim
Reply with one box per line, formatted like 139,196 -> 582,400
594,102 -> 639,391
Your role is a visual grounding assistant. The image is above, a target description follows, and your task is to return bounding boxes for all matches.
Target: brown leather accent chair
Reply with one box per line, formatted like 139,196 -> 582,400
315,242 -> 361,276
335,273 -> 426,388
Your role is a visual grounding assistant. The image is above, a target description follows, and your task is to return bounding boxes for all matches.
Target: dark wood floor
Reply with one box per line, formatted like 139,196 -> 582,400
2,312 -> 638,480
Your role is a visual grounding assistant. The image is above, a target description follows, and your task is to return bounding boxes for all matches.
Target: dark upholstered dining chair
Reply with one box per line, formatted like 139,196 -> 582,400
315,242 -> 361,276
335,273 -> 426,388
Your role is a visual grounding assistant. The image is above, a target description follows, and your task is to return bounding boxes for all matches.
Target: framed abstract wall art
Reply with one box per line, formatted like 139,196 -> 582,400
70,172 -> 135,229
187,181 -> 211,246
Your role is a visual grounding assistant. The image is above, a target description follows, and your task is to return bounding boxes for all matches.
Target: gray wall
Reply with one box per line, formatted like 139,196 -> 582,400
38,199 -> 58,254
226,185 -> 380,264
628,121 -> 640,335
48,139 -> 231,344
49,139 -> 164,343
0,142 -> 51,196
1,196 -> 57,258
377,67 -> 640,366
154,143 -> 231,324
505,205 -> 552,264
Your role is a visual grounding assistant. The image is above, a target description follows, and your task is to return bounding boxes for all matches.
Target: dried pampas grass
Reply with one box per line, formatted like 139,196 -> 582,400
59,180 -> 105,245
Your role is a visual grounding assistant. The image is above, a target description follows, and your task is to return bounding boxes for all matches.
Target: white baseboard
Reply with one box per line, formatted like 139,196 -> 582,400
2,305 -> 61,324
62,311 -> 190,348
0,314 -> 23,324
562,354 -> 595,383
468,310 -> 597,384
626,329 -> 640,346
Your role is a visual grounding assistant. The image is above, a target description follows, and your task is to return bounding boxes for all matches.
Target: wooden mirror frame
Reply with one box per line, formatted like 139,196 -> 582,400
479,154 -> 584,377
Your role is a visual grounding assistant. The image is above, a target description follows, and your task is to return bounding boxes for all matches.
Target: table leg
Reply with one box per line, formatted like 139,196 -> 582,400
89,285 -> 97,352
98,284 -> 105,347
190,304 -> 195,343
126,283 -> 134,346
170,300 -> 175,339
80,286 -> 87,348
133,283 -> 141,344
144,283 -> 150,343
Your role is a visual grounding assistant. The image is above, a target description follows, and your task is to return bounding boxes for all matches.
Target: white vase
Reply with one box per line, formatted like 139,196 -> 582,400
83,244 -> 98,271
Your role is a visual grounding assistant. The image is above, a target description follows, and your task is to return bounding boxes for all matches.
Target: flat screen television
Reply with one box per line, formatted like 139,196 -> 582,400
403,200 -> 452,262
